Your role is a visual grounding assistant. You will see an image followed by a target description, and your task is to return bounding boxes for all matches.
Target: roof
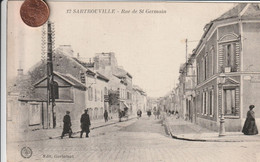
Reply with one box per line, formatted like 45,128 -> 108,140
213,3 -> 260,21
57,72 -> 87,90
18,96 -> 47,102
215,3 -> 247,21
7,74 -> 36,99
34,71 -> 86,90
133,85 -> 146,95
96,72 -> 109,82
194,3 -> 260,58
114,67 -> 132,79
72,57 -> 95,69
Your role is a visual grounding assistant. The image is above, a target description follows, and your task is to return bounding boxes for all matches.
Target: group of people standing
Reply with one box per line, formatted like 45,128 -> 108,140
61,109 -> 91,139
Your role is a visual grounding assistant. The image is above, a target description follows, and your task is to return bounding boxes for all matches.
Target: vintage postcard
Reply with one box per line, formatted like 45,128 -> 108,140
5,1 -> 260,161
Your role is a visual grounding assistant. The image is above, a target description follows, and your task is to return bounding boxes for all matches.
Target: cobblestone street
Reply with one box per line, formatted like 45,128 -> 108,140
7,116 -> 260,162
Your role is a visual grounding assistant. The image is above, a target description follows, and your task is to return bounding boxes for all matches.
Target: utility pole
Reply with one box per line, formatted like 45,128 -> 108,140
185,38 -> 188,65
46,21 -> 56,128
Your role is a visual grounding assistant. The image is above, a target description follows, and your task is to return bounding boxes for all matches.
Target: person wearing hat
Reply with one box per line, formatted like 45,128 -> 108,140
80,109 -> 91,138
242,105 -> 258,135
61,111 -> 73,139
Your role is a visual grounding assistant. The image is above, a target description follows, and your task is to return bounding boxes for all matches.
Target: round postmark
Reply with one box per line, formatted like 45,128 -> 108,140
20,0 -> 50,27
21,146 -> 33,158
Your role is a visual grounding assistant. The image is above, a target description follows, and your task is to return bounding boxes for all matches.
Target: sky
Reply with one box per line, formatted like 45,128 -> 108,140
7,2 -> 236,97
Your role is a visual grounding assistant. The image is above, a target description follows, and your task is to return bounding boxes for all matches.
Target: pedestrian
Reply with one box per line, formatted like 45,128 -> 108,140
80,109 -> 91,138
176,110 -> 179,119
153,110 -> 157,119
137,109 -> 140,119
147,110 -> 151,117
104,110 -> 108,122
119,110 -> 123,122
61,111 -> 72,139
242,105 -> 258,135
157,109 -> 160,119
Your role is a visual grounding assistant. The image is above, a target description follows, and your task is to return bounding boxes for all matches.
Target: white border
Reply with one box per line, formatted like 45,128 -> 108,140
1,0 -> 7,162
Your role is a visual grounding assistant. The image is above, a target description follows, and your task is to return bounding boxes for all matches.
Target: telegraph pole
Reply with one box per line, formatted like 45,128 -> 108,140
46,21 -> 56,128
185,38 -> 188,65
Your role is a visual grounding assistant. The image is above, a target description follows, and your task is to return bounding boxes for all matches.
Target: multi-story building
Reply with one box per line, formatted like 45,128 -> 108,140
147,97 -> 158,112
7,45 -> 111,131
177,63 -> 186,119
183,54 -> 197,122
194,3 -> 260,131
132,85 -> 147,114
85,52 -> 134,114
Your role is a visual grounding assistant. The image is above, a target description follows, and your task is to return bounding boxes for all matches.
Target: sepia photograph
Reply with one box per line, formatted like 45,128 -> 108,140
5,1 -> 260,161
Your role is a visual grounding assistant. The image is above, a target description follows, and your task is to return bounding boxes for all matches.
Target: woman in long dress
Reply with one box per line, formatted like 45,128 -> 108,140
242,105 -> 258,135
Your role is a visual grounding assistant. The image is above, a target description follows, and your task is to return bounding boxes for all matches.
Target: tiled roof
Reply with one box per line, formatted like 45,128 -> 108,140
96,72 -> 109,82
215,3 -> 247,21
7,74 -> 35,98
242,4 -> 260,18
214,3 -> 260,21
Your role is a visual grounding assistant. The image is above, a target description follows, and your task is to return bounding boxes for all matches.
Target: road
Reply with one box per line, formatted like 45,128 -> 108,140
7,116 -> 260,162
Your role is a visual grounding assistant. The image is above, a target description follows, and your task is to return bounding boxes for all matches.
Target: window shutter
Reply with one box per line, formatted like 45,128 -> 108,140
235,42 -> 240,71
231,43 -> 236,71
218,45 -> 224,73
224,45 -> 228,67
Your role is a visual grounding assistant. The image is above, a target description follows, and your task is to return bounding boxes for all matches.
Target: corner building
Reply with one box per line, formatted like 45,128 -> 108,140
195,3 -> 260,131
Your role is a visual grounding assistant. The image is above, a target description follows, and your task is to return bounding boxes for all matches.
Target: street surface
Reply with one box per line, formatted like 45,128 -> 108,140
7,116 -> 260,162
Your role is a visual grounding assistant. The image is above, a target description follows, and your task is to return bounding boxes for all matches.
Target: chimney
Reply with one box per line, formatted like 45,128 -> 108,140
77,53 -> 80,59
17,69 -> 23,77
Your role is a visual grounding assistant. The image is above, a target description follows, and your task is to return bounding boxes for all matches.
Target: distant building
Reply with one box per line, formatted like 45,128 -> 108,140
85,52 -> 134,115
132,85 -> 147,114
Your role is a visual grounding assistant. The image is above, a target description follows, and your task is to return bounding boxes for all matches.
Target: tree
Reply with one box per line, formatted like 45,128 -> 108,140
108,89 -> 119,113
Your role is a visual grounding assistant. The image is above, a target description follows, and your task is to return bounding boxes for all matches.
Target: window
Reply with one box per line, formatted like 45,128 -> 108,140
204,56 -> 207,80
201,93 -> 204,114
88,87 -> 93,101
197,64 -> 200,84
104,87 -> 107,95
209,90 -> 213,116
224,89 -> 236,116
211,49 -> 214,75
224,43 -> 236,72
202,91 -> 207,114
50,81 -> 59,99
95,89 -> 97,101
201,60 -> 203,82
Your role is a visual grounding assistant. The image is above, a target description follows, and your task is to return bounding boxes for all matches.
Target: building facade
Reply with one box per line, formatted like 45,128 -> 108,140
195,3 -> 260,131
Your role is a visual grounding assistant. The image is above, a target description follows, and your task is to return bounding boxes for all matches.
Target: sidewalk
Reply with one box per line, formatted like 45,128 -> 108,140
8,116 -> 136,143
164,116 -> 260,142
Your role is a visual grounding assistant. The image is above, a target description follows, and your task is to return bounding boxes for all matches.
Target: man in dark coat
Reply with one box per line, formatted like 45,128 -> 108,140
61,111 -> 72,139
104,110 -> 108,122
242,105 -> 258,135
80,109 -> 91,138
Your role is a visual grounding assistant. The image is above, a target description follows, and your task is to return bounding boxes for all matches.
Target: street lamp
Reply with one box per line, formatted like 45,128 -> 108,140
218,73 -> 226,137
